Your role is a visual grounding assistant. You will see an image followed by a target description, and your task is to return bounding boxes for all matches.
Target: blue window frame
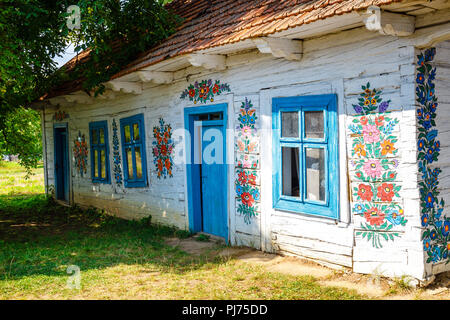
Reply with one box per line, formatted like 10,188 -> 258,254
120,113 -> 148,188
89,120 -> 110,184
272,94 -> 339,219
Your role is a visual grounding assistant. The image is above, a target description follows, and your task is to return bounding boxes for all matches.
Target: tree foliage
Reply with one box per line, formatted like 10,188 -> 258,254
0,0 -> 179,173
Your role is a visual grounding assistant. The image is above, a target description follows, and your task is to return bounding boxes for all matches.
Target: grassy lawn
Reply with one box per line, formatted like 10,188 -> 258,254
0,161 -> 363,300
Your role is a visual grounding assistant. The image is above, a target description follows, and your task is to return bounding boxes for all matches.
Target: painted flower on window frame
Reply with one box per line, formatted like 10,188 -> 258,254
180,79 -> 231,104
350,83 -> 407,248
73,131 -> 88,177
152,118 -> 175,179
416,47 -> 450,264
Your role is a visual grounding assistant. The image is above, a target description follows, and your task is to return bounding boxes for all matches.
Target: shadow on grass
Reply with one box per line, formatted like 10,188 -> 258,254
0,194 -> 225,281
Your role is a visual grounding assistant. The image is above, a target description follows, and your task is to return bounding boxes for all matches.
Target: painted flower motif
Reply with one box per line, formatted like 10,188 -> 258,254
353,203 -> 365,214
379,101 -> 390,113
421,213 -> 429,227
236,184 -> 244,196
416,73 -> 425,84
431,246 -> 441,263
424,238 -> 432,251
363,207 -> 385,226
354,144 -> 366,157
360,116 -> 368,125
363,159 -> 382,179
417,139 -> 426,151
357,184 -> 373,201
353,105 -> 363,114
442,221 -> 450,237
425,147 -> 435,163
362,125 -> 380,144
241,192 -> 254,207
377,183 -> 395,202
381,140 -> 395,156
386,209 -> 403,225
241,125 -> 252,136
247,173 -> 257,185
425,192 -> 435,208
238,171 -> 247,185
375,116 -> 384,127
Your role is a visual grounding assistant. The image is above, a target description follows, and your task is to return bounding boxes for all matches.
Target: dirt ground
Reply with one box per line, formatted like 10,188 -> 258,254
165,235 -> 450,300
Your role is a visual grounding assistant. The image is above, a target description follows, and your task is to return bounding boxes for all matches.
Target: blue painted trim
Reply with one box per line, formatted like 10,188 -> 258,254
119,113 -> 148,188
184,103 -> 229,240
272,94 -> 339,220
53,122 -> 69,202
89,120 -> 111,184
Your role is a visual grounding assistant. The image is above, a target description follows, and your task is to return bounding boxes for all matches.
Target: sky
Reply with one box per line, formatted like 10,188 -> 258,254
53,43 -> 78,68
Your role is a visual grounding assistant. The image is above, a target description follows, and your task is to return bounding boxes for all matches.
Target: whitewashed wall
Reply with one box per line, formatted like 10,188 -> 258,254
42,19 -> 450,281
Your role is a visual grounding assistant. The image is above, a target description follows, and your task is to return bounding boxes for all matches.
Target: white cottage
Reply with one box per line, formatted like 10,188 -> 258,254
33,0 -> 450,284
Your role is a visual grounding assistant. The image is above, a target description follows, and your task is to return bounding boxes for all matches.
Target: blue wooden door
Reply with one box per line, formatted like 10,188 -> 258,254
54,126 -> 69,201
200,122 -> 227,238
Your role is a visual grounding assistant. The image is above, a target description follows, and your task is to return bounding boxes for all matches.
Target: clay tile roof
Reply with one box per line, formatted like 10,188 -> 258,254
43,0 -> 402,99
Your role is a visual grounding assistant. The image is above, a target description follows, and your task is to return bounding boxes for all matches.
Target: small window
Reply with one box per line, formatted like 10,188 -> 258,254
272,94 -> 339,219
120,114 -> 148,188
89,120 -> 110,183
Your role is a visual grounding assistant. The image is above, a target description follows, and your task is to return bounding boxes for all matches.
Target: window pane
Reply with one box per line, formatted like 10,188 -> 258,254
94,149 -> 99,178
126,147 -> 134,179
100,149 -> 106,179
306,148 -> 326,201
304,111 -> 324,139
99,128 -> 105,144
281,147 -> 299,197
135,146 -> 142,179
124,125 -> 131,143
92,129 -> 98,145
133,123 -> 140,141
281,112 -> 299,138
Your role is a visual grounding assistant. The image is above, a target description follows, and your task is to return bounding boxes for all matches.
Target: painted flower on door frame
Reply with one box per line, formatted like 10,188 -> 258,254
350,83 -> 407,248
416,47 -> 450,264
152,118 -> 175,179
235,98 -> 260,224
180,79 -> 231,104
73,131 -> 88,177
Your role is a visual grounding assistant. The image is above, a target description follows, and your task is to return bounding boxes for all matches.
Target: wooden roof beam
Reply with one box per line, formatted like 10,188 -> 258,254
187,53 -> 227,70
137,71 -> 174,84
105,80 -> 142,94
360,6 -> 415,36
252,37 -> 303,61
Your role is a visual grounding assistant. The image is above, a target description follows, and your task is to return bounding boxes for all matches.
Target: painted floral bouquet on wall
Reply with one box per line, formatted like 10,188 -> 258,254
152,118 -> 175,179
180,79 -> 231,104
73,131 -> 88,177
236,168 -> 260,224
236,98 -> 258,154
416,47 -> 450,264
350,83 -> 407,248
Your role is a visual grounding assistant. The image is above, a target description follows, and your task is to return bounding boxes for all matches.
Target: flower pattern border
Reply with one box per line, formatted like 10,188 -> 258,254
152,118 -> 175,179
180,79 -> 230,104
416,47 -> 450,264
235,98 -> 259,224
112,119 -> 123,186
73,131 -> 88,177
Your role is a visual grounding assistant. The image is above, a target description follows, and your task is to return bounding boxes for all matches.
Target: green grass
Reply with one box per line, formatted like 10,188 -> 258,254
0,161 -> 44,195
0,162 -> 364,300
